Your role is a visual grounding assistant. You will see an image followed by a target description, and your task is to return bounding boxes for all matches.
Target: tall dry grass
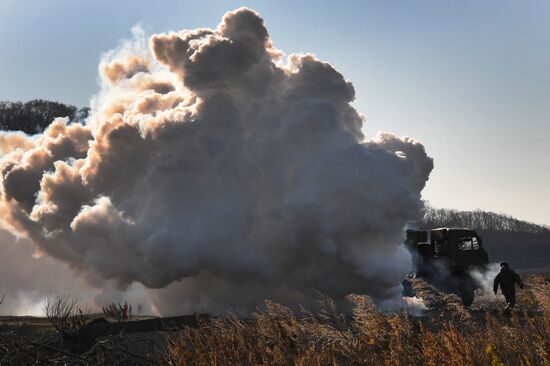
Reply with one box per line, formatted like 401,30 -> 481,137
165,276 -> 550,366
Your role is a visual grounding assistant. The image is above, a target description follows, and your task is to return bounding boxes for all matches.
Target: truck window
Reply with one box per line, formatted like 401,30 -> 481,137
472,237 -> 480,250
458,237 -> 479,251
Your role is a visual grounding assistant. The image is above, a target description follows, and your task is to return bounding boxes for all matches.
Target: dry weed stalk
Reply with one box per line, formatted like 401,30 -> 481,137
102,302 -> 133,322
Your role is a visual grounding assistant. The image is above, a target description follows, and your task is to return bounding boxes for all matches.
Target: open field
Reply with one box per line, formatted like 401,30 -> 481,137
0,274 -> 548,365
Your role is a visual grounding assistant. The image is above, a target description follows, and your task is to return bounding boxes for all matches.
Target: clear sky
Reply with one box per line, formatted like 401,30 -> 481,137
1,0 -> 548,225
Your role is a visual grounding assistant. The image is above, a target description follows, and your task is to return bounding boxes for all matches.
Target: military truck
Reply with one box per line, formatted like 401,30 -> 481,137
405,227 -> 489,306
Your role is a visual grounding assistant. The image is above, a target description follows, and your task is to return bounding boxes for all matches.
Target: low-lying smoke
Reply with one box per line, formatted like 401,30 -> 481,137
0,8 -> 433,314
469,263 -> 502,304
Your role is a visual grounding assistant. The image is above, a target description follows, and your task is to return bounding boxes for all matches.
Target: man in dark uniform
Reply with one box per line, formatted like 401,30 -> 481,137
493,262 -> 524,311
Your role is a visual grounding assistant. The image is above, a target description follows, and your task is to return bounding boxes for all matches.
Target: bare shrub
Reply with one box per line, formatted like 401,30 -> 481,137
43,294 -> 88,339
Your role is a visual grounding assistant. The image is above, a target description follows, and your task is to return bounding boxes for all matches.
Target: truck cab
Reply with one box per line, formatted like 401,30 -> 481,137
405,227 -> 489,305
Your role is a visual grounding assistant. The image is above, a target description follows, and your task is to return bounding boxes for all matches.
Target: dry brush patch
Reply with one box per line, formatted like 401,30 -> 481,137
166,277 -> 550,366
102,302 -> 133,322
0,294 -> 161,365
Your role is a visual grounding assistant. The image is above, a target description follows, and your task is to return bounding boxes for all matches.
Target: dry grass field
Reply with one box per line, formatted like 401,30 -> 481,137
166,274 -> 550,366
0,274 -> 548,365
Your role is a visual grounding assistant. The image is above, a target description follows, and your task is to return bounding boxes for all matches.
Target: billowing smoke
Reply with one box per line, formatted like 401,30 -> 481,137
0,8 -> 433,314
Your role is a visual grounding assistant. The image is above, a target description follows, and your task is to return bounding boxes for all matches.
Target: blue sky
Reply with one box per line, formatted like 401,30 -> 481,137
1,0 -> 549,225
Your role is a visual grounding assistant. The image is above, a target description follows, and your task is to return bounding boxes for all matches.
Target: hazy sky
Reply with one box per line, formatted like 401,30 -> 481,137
0,0 -> 548,225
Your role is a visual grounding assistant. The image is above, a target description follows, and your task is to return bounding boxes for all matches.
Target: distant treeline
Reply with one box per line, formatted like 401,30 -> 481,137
421,204 -> 550,270
422,204 -> 549,234
0,100 -> 89,134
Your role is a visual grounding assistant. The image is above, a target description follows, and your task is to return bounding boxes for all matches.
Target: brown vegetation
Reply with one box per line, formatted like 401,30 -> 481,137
102,302 -> 133,322
166,275 -> 550,366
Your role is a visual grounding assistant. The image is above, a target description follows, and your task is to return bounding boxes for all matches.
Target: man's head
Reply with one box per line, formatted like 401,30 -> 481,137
500,262 -> 509,268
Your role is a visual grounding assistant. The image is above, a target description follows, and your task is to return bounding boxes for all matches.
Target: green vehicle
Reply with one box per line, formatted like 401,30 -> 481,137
405,227 -> 489,306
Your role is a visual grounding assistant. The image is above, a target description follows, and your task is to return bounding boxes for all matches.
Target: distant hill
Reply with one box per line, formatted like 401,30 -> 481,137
0,99 -> 89,134
421,204 -> 550,270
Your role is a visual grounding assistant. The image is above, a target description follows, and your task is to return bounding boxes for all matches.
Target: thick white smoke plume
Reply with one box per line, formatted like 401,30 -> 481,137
0,8 -> 433,314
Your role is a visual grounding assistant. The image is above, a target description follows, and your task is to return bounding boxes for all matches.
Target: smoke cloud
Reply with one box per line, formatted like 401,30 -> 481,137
0,8 -> 432,314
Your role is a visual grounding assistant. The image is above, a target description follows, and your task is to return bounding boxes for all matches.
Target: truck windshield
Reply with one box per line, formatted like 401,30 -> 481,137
458,237 -> 480,251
